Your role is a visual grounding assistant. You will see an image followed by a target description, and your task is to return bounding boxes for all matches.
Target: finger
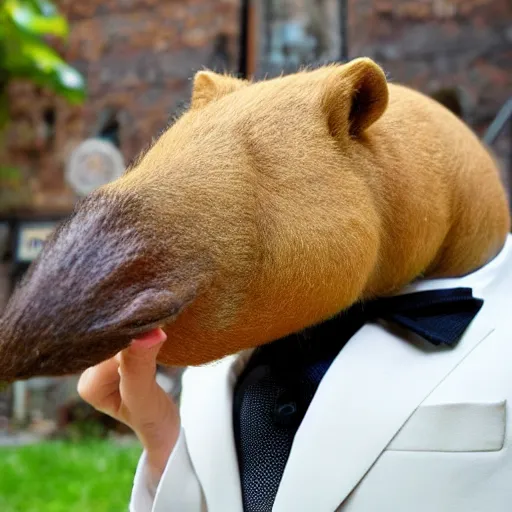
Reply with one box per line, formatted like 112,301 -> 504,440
119,329 -> 167,404
77,356 -> 121,409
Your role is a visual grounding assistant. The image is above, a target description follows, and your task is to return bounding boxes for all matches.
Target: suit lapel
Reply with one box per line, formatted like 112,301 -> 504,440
273,311 -> 495,512
180,351 -> 253,512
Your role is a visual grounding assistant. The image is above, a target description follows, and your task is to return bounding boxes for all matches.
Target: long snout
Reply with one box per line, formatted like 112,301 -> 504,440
0,190 -> 172,381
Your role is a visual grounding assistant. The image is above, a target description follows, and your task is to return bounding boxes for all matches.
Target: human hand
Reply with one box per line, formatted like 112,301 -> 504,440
78,328 -> 180,480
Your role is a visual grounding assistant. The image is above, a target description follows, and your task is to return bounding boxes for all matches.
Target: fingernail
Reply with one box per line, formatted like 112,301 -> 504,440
131,328 -> 167,349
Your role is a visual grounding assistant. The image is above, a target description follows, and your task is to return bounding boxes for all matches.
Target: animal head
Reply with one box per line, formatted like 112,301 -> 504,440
0,58 -> 509,381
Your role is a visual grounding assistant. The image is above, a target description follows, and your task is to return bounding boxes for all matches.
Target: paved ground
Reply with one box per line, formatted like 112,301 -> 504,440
0,431 -> 40,447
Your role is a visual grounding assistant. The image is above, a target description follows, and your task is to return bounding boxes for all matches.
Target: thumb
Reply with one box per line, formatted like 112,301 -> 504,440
119,328 -> 167,394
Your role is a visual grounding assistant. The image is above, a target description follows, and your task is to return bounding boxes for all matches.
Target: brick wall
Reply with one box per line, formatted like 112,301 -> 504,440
3,0 -> 240,214
348,0 -> 511,180
2,0 -> 511,214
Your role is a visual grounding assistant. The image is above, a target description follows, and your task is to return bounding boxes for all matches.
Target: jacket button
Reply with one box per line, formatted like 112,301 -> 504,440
273,391 -> 303,427
277,402 -> 297,417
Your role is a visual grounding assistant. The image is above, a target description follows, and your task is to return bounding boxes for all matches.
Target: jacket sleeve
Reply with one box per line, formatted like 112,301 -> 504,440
130,427 -> 207,512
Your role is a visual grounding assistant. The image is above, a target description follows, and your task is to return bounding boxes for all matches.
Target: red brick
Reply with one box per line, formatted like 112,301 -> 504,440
3,0 -> 240,215
3,0 -> 510,215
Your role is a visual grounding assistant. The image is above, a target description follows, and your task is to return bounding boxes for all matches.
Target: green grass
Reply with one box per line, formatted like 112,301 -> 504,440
0,439 -> 142,512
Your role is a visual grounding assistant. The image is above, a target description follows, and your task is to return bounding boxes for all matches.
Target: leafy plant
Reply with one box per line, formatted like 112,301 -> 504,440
0,0 -> 86,128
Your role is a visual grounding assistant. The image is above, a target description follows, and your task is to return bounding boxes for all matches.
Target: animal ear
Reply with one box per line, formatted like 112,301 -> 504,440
191,71 -> 248,110
323,58 -> 389,138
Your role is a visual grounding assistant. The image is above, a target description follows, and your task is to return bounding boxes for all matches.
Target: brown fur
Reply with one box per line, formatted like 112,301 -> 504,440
0,58 -> 509,381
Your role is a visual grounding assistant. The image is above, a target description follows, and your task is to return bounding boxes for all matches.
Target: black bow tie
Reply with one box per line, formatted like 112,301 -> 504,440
233,287 -> 484,512
355,287 -> 484,346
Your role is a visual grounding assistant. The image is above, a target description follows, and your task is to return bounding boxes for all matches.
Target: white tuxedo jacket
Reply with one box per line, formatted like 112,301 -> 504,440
131,235 -> 512,512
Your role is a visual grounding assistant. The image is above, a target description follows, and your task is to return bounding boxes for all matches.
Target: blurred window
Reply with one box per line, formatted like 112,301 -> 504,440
247,0 -> 345,79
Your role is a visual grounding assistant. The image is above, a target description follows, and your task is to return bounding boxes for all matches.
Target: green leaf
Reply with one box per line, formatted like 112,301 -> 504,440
0,166 -> 23,181
4,34 -> 86,104
0,87 -> 9,129
3,0 -> 69,39
0,0 -> 86,106
26,0 -> 60,17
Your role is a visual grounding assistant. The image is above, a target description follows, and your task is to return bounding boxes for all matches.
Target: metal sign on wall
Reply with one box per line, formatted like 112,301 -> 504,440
65,138 -> 125,197
15,222 -> 59,263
